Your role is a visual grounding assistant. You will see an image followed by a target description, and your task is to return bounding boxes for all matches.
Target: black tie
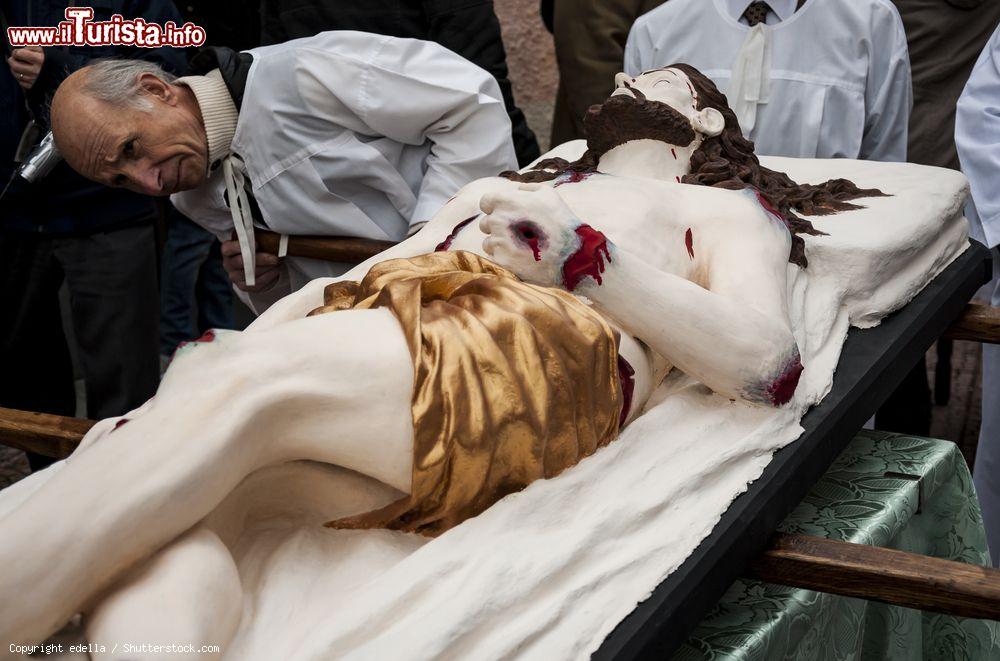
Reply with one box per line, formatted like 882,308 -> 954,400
743,1 -> 772,26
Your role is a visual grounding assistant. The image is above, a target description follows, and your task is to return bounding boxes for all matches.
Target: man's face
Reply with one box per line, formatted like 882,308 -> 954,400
51,73 -> 208,196
612,68 -> 701,123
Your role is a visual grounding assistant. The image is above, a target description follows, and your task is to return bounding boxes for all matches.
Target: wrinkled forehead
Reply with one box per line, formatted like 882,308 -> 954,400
53,98 -> 127,179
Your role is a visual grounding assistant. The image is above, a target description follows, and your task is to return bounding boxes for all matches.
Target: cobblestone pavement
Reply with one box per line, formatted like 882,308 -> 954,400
0,341 -> 987,492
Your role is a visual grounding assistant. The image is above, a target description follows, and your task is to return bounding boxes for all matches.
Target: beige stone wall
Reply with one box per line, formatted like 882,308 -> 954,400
494,0 -> 558,151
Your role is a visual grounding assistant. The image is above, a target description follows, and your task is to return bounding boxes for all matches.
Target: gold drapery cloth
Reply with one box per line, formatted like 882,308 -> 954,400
311,251 -> 623,536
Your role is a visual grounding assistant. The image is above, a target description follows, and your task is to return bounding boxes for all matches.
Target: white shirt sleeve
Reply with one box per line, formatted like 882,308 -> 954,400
859,5 -> 912,163
624,17 -> 649,77
293,37 -> 517,229
957,24 -> 1000,249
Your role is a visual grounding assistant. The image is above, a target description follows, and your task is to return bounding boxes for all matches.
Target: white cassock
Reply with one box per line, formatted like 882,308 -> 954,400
624,0 -> 912,162
173,31 -> 517,313
956,20 -> 1000,568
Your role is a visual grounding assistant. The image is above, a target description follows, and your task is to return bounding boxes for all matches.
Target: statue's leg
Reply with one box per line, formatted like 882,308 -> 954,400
86,525 -> 241,661
0,308 -> 414,649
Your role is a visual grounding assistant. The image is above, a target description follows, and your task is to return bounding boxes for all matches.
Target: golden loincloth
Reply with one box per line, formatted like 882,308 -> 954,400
311,251 -> 624,536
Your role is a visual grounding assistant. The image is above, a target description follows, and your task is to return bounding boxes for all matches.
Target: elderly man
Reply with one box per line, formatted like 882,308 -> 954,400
1,0 -> 185,473
51,31 -> 518,312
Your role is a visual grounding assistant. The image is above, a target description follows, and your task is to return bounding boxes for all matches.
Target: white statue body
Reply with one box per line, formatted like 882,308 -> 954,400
1,67 -> 823,657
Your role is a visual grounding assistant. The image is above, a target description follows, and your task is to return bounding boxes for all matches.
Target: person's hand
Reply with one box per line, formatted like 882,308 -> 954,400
7,47 -> 44,90
221,239 -> 282,292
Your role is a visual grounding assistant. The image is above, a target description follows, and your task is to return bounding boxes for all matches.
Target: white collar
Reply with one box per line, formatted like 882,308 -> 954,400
726,0 -> 799,24
175,69 -> 239,176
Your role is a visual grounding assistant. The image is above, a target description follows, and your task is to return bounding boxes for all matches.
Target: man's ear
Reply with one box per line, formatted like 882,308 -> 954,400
692,107 -> 725,137
136,73 -> 176,105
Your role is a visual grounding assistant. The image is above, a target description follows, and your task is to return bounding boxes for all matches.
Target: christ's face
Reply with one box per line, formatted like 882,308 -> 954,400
613,68 -> 699,121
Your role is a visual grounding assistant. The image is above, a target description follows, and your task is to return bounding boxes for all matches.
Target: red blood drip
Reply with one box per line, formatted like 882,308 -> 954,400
434,215 -> 477,252
553,170 -> 592,187
617,355 -> 636,428
767,355 -> 803,406
671,148 -> 677,160
112,418 -> 129,432
513,221 -> 544,261
753,189 -> 790,229
562,224 -> 612,291
685,228 -> 694,259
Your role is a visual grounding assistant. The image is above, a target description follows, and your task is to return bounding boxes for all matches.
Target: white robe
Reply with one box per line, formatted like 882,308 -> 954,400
624,0 -> 912,162
956,20 -> 1000,568
172,31 -> 517,312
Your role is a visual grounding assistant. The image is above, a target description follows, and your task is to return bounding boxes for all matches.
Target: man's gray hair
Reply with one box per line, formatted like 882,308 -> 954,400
81,59 -> 179,112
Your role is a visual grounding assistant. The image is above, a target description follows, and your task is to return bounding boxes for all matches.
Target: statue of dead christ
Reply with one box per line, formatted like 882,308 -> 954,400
0,64 -> 883,652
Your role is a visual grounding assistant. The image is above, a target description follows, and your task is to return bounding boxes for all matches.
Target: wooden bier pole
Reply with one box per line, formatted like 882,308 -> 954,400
254,228 -> 396,264
942,303 -> 1000,345
748,533 -> 1000,620
0,407 -> 95,459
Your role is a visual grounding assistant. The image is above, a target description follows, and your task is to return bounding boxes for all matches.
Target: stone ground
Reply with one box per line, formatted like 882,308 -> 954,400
0,339 -> 985,491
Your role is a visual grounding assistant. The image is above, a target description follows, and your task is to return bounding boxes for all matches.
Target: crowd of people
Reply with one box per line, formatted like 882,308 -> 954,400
2,0 -> 1000,563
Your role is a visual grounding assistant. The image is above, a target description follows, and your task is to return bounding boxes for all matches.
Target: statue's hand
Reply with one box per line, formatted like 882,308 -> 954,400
479,184 -> 580,287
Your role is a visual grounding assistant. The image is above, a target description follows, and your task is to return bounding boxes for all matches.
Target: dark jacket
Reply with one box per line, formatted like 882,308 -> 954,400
260,0 -> 540,167
891,0 -> 1000,170
1,0 -> 187,235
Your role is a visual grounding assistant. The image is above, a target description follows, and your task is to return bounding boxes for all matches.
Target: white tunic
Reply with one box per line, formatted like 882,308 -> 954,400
624,0 -> 912,162
956,21 -> 1000,569
172,31 -> 517,311
957,22 -> 1000,251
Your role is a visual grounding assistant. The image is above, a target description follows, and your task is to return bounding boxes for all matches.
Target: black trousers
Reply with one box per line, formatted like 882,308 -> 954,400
875,356 -> 932,436
0,225 -> 160,470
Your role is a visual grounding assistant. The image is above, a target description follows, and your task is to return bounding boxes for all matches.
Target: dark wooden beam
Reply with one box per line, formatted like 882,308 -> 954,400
747,532 -> 1000,620
0,407 -> 95,459
254,228 -> 396,264
943,303 -> 1000,344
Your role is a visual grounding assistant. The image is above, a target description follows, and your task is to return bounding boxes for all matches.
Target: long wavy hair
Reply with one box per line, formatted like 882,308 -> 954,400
502,63 -> 886,268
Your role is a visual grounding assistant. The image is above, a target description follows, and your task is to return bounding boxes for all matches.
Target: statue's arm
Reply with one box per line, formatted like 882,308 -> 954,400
480,186 -> 802,406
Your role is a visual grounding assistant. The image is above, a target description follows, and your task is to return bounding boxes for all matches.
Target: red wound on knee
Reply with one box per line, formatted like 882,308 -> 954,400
562,225 -> 612,291
767,355 -> 803,406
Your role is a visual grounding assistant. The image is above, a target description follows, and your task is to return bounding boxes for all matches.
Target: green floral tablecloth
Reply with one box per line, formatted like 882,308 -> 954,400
673,430 -> 1000,661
